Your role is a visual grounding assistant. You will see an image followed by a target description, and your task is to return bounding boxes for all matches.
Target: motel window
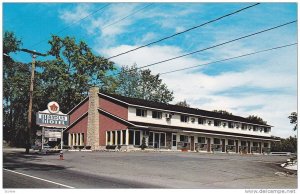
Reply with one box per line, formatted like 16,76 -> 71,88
129,130 -> 134,145
122,130 -> 126,145
214,120 -> 221,127
198,118 -> 204,125
198,137 -> 206,144
117,131 -> 121,145
213,138 -> 220,145
235,123 -> 240,129
241,141 -> 246,146
160,133 -> 166,147
264,128 -> 270,133
241,124 -> 246,130
180,115 -> 189,122
135,131 -> 141,146
152,111 -> 162,119
264,143 -> 269,147
107,132 -> 111,145
180,135 -> 189,143
228,122 -> 234,128
149,132 -> 153,146
253,142 -> 258,147
228,139 -> 234,145
136,109 -> 147,117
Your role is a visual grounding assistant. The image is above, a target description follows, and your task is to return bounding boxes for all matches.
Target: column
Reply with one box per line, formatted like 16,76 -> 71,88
80,133 -> 84,146
115,131 -> 118,145
76,133 -> 79,146
110,131 -> 113,145
72,133 -> 75,146
126,129 -> 129,145
68,133 -> 72,146
120,130 -> 123,145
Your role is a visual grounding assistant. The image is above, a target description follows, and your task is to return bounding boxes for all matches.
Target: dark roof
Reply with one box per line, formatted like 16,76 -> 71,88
100,92 -> 272,127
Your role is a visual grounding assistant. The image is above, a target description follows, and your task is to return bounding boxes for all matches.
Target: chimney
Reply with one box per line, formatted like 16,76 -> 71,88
86,87 -> 100,150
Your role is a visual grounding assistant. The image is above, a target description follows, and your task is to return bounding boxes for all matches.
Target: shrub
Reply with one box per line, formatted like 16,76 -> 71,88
85,146 -> 91,150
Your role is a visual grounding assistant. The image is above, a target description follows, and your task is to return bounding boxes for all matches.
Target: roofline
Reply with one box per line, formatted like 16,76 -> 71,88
98,92 -> 272,127
64,112 -> 88,132
67,96 -> 89,115
98,108 -> 148,129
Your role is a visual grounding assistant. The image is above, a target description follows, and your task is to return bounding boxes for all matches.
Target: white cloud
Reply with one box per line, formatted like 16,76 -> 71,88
101,43 -> 297,138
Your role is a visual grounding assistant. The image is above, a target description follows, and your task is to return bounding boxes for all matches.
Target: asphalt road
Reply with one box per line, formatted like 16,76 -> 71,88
2,148 -> 297,189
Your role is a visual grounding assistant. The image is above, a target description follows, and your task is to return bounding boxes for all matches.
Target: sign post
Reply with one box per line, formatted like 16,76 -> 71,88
36,102 -> 69,151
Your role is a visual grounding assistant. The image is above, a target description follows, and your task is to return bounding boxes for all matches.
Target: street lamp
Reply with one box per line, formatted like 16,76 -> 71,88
19,48 -> 47,154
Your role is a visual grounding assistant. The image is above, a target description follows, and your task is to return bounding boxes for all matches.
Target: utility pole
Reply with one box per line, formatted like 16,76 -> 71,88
20,49 -> 47,154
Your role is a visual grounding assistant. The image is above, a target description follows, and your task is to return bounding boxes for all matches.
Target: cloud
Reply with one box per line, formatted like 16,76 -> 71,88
101,42 -> 297,138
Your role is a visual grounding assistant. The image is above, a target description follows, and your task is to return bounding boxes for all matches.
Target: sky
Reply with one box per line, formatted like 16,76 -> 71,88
3,2 -> 298,138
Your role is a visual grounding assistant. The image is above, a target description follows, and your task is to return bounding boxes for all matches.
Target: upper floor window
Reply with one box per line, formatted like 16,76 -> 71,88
136,108 -> 147,117
214,120 -> 221,127
228,122 -> 234,128
180,115 -> 189,123
241,124 -> 246,130
152,111 -> 162,119
198,118 -> 205,125
264,127 -> 270,133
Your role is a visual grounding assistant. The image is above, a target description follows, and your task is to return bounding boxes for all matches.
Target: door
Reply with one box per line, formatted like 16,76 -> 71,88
207,138 -> 211,152
191,136 -> 194,151
235,140 -> 239,153
247,141 -> 251,153
154,133 -> 160,148
172,134 -> 177,150
221,139 -> 225,152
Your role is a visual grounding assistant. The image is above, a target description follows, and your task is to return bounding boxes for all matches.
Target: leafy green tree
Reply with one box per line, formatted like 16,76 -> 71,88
213,110 -> 232,115
176,100 -> 190,107
246,115 -> 267,125
3,31 -> 30,147
115,64 -> 174,103
271,136 -> 297,153
288,112 -> 297,131
38,35 -> 115,112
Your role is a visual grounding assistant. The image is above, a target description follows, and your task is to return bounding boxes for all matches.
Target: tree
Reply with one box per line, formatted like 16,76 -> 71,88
271,136 -> 297,153
38,35 -> 115,112
213,110 -> 232,115
3,31 -> 30,147
246,115 -> 267,125
288,112 -> 297,131
115,64 -> 174,103
175,100 -> 190,107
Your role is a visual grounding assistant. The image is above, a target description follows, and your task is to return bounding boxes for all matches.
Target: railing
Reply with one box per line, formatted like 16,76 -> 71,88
239,146 -> 248,154
226,145 -> 236,152
211,144 -> 222,152
195,143 -> 207,151
250,146 -> 260,153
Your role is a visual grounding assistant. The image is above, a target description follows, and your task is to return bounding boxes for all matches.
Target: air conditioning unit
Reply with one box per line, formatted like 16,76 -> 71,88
166,113 -> 172,119
191,118 -> 195,123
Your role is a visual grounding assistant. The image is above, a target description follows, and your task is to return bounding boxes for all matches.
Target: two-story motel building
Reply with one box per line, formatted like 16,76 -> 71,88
65,87 -> 274,153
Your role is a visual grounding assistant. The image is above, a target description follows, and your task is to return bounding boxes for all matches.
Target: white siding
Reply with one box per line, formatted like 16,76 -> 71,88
128,106 -> 271,137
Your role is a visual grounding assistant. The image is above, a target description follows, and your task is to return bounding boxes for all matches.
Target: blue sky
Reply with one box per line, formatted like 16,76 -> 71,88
3,2 -> 298,138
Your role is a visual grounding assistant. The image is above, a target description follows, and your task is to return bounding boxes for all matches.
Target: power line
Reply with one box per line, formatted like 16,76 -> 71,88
30,3 -> 110,48
133,20 -> 296,71
107,3 -> 261,60
159,43 -> 297,75
101,3 -> 153,30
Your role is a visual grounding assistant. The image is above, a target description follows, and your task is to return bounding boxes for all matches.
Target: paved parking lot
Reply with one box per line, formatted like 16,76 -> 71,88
25,150 -> 297,189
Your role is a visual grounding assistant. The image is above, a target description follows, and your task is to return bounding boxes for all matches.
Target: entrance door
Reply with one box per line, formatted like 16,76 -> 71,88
191,136 -> 194,151
221,139 -> 225,152
207,138 -> 211,152
247,141 -> 251,153
235,140 -> 239,153
172,134 -> 177,150
154,133 -> 160,148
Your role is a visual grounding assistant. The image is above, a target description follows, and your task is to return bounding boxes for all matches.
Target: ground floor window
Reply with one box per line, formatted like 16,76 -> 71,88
128,130 -> 142,146
228,139 -> 234,145
148,131 -> 166,148
198,137 -> 206,144
129,130 -> 134,145
172,134 -> 176,147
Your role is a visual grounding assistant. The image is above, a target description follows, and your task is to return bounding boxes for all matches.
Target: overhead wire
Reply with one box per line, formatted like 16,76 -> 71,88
159,43 -> 297,75
107,3 -> 261,59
